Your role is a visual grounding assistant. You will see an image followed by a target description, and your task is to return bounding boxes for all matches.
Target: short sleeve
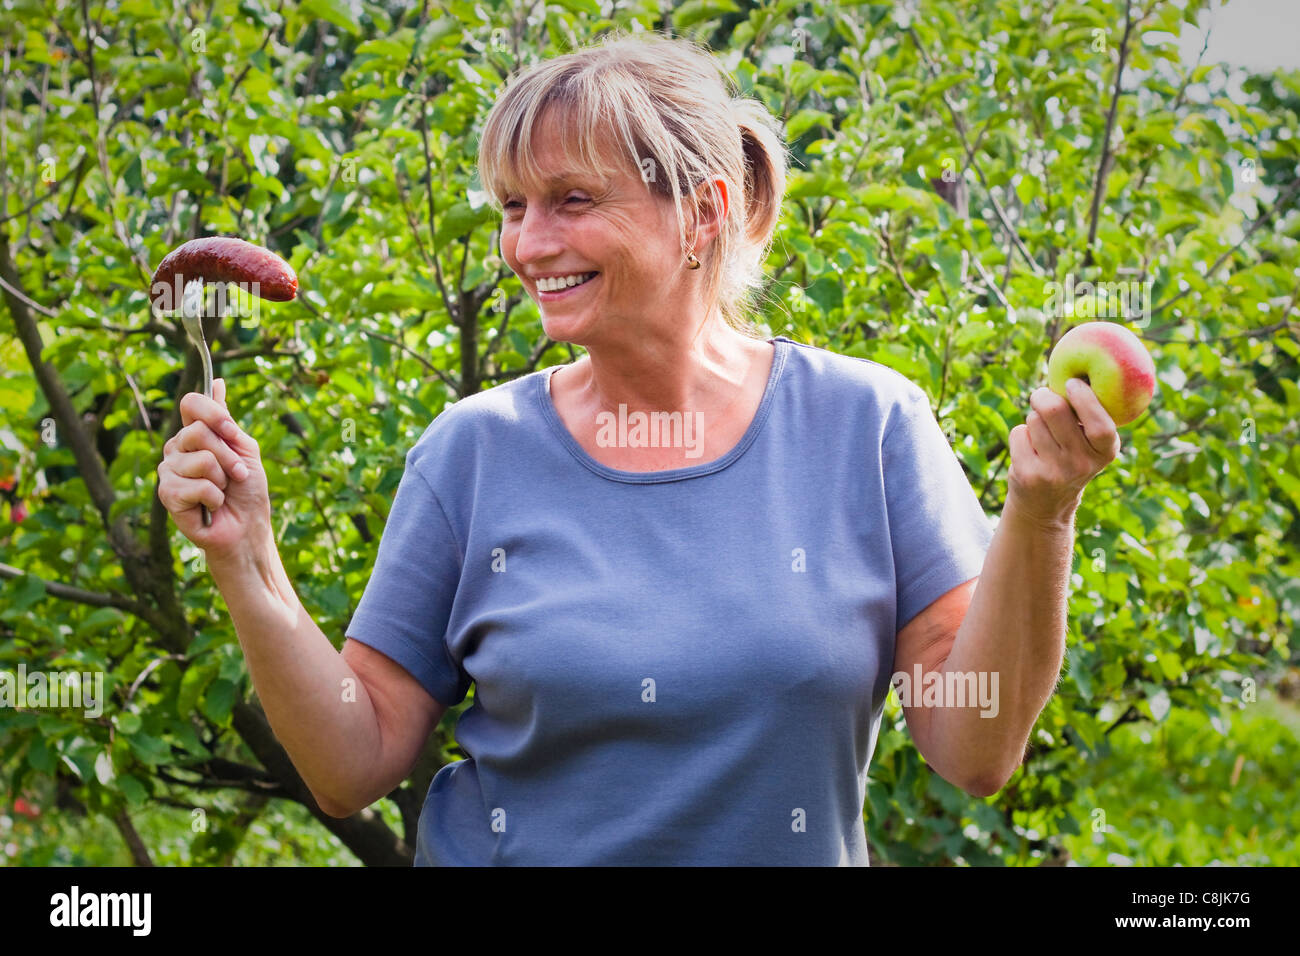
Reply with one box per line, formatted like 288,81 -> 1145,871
344,458 -> 471,708
882,383 -> 994,635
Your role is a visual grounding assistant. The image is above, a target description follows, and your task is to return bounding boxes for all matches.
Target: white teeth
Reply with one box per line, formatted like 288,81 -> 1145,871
539,272 -> 595,292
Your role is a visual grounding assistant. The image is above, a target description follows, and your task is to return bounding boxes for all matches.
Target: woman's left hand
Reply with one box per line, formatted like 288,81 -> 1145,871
1006,380 -> 1121,527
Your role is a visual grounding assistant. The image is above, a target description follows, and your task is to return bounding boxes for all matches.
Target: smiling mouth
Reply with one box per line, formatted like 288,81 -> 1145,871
538,272 -> 600,295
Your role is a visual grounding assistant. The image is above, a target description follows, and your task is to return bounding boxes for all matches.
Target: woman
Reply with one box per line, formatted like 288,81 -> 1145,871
157,31 -> 1120,865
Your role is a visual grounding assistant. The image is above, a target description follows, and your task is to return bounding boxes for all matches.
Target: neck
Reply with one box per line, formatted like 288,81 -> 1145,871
570,314 -> 766,419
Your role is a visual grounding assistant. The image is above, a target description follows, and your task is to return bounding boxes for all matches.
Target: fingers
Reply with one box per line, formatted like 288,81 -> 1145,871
1025,408 -> 1059,454
169,473 -> 227,515
1008,422 -> 1034,464
179,390 -> 232,431
158,470 -> 226,516
169,448 -> 229,490
176,389 -> 258,460
1063,379 -> 1121,459
156,444 -> 229,517
159,379 -> 256,526
168,419 -> 249,480
213,413 -> 259,459
1031,385 -> 1120,462
1029,387 -> 1075,451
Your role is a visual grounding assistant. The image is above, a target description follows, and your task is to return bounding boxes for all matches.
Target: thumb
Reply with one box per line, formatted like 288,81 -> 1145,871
214,377 -> 227,407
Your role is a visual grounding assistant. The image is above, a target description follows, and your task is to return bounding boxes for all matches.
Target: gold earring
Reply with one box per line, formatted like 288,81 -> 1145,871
686,252 -> 701,270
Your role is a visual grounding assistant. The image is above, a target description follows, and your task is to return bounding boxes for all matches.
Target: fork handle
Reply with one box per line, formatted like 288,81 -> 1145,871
199,370 -> 213,526
195,312 -> 215,527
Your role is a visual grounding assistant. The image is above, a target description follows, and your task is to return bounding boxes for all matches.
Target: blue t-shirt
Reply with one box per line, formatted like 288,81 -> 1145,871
344,336 -> 994,865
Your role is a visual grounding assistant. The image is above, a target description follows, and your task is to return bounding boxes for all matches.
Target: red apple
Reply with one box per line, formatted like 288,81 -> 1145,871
1047,322 -> 1156,426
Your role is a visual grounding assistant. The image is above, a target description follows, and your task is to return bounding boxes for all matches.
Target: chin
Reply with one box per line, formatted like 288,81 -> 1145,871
538,315 -> 586,347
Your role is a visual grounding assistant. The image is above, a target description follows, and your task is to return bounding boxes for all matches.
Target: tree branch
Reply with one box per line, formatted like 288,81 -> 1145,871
0,270 -> 59,317
1103,704 -> 1142,735
1117,23 -> 1209,230
111,807 -> 155,866
979,445 -> 1010,508
417,92 -> 454,322
0,154 -> 91,226
0,234 -> 193,643
157,755 -> 288,792
4,233 -> 412,864
878,222 -> 942,324
1083,0 -> 1136,265
360,328 -> 461,396
0,561 -> 144,612
1143,317 -> 1299,345
0,234 -> 120,526
906,25 -> 1044,277
1148,175 -> 1300,320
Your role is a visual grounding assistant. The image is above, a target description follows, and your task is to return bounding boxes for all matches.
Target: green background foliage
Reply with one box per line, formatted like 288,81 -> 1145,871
1,0 -> 1296,865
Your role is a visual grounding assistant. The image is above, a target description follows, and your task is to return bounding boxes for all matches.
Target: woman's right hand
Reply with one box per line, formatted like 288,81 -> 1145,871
157,377 -> 271,563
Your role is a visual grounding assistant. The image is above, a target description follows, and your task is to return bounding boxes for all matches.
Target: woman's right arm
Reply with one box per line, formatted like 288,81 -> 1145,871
157,380 -> 445,817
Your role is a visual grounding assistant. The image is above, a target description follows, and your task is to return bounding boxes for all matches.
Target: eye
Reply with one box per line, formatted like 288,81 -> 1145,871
503,194 -> 588,214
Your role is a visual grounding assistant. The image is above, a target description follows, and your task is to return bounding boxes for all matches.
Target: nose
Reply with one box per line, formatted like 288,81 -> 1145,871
509,203 -> 562,271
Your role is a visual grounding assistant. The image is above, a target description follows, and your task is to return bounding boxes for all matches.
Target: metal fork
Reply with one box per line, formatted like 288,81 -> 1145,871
180,278 -> 215,526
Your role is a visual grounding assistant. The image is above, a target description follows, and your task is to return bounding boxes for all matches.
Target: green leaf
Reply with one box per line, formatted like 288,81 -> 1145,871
27,737 -> 55,773
78,606 -> 125,636
805,276 -> 843,314
128,732 -> 171,764
1155,650 -> 1184,682
924,71 -> 974,98
117,774 -> 149,808
116,712 -> 142,735
1069,715 -> 1098,752
553,0 -> 603,14
1072,661 -> 1093,702
355,37 -> 412,61
315,582 -> 351,616
434,200 -> 494,247
786,109 -> 835,142
2,573 -> 46,617
177,663 -> 216,716
169,720 -> 212,759
934,247 -> 963,289
218,649 -> 246,684
369,281 -> 442,312
202,679 -> 237,725
301,0 -> 361,36
786,171 -> 833,200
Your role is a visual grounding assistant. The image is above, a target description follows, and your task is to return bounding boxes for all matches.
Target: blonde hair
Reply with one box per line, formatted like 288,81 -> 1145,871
475,29 -> 790,337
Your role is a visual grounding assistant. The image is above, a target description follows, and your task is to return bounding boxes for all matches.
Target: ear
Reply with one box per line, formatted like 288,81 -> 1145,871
688,177 -> 729,247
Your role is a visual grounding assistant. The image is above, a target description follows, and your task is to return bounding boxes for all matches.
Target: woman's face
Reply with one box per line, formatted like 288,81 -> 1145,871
498,116 -> 699,347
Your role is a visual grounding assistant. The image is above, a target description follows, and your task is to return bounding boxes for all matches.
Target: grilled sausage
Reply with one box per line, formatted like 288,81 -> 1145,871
150,237 -> 298,311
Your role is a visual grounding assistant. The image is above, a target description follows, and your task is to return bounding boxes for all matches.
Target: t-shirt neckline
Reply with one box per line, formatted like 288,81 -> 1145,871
536,336 -> 792,484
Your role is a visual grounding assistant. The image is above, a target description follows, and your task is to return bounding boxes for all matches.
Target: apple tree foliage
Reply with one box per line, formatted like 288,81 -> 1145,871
1,0 -> 1296,865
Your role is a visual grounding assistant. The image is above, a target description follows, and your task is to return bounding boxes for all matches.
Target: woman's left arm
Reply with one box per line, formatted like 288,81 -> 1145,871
907,379 -> 1120,796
